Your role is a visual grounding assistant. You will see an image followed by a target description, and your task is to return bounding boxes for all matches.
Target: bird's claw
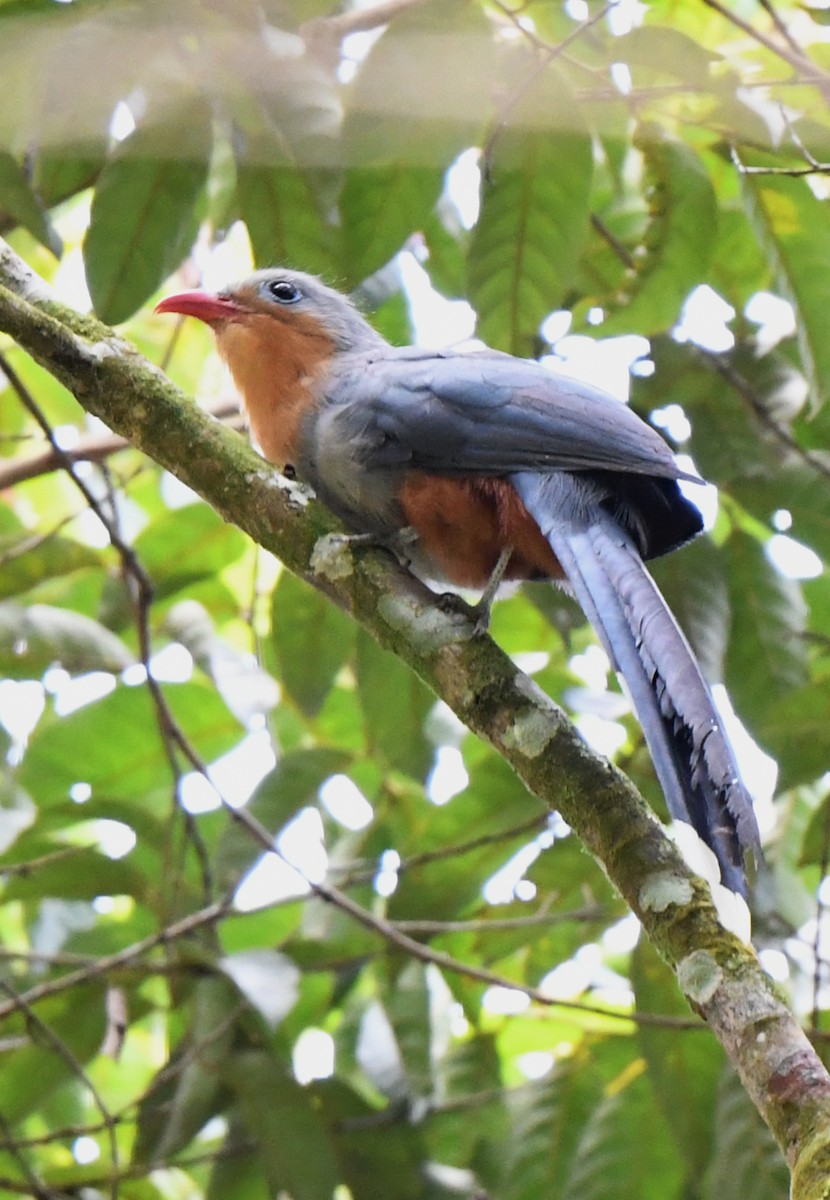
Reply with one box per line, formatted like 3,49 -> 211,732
435,591 -> 493,636
327,526 -> 418,569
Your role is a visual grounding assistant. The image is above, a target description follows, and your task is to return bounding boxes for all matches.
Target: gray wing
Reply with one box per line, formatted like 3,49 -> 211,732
322,346 -> 692,482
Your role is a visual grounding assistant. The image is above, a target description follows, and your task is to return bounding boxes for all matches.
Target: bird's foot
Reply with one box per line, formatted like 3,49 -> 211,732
434,591 -> 492,636
327,526 -> 419,568
475,546 -> 513,629
434,547 -> 514,635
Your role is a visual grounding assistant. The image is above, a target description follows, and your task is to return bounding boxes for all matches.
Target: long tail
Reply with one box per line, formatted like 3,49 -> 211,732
513,474 -> 760,896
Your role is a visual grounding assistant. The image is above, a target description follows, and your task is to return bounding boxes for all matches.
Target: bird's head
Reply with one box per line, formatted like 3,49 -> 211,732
155,268 -> 383,356
156,269 -> 385,464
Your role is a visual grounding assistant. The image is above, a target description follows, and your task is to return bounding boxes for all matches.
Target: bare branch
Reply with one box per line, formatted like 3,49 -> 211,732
0,398 -> 243,488
700,0 -> 830,90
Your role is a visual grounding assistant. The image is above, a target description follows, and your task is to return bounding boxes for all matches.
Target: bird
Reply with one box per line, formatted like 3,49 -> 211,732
156,267 -> 760,895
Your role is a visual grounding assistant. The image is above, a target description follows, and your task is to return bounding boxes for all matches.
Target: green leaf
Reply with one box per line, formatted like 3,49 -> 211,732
631,937 -> 722,1176
0,151 -> 61,254
34,147 -> 105,211
386,754 -> 548,924
734,465 -> 830,565
429,1033 -> 505,1165
571,202 -> 645,318
758,677 -> 830,790
132,504 -> 249,596
615,25 -> 722,84
0,602 -> 133,678
340,166 -> 444,286
505,1074 -> 583,1200
355,629 -> 434,780
702,1069 -> 788,1200
504,1042 -> 637,1200
337,0 -> 491,285
708,205 -> 772,311
340,0 -> 492,168
468,73 -> 593,354
0,773 -> 33,854
223,1051 -> 340,1200
0,532 -> 102,603
133,976 -> 238,1163
381,961 -> 432,1100
237,162 -> 333,273
422,203 -> 467,297
527,824 -> 616,899
161,598 -> 278,722
84,106 -> 211,323
743,168 -> 830,410
19,681 -> 241,804
0,984 -> 106,1124
218,949 -> 301,1028
600,131 -> 717,335
637,339 -> 798,488
267,570 -> 355,716
207,1120 -> 271,1200
767,786 -> 822,927
367,288 -> 412,346
213,748 -> 349,890
4,844 -> 147,903
798,789 -> 830,868
562,1069 -> 683,1200
32,794 -> 170,858
320,1078 -> 431,1200
722,530 -> 808,734
230,52 -> 341,171
20,566 -> 107,624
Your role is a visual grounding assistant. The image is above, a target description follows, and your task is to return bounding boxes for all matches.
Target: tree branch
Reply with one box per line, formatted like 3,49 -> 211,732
1,240 -> 829,1191
700,0 -> 830,88
0,398 -> 244,488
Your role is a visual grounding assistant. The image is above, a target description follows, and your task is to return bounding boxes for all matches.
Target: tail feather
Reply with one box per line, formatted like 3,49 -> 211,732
514,474 -> 759,896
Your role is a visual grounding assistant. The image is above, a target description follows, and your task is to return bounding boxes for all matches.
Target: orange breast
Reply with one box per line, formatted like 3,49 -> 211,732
399,474 -> 562,588
216,313 -> 335,467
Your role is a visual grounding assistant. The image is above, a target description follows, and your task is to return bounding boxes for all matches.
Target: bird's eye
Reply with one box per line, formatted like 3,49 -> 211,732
267,279 -> 302,304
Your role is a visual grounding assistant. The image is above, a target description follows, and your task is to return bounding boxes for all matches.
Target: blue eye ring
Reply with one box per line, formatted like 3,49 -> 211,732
267,279 -> 302,304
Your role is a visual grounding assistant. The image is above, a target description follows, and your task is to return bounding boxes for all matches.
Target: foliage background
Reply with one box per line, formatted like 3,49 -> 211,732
2,0 -> 830,1196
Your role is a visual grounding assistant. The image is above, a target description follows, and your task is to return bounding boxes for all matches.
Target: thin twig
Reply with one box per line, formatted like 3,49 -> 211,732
591,213 -> 637,270
120,774 -> 697,1031
0,1112 -> 50,1200
0,978 -> 121,1200
695,346 -> 830,483
0,1141 -> 257,1196
393,905 -> 608,934
757,0 -> 808,60
700,0 -> 830,89
781,104 -> 828,169
483,1 -> 617,168
1,347 -> 216,901
0,901 -> 231,1022
0,1114 -> 130,1152
312,867 -> 700,1028
332,811 -> 550,886
0,400 -> 243,488
729,144 -> 830,178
